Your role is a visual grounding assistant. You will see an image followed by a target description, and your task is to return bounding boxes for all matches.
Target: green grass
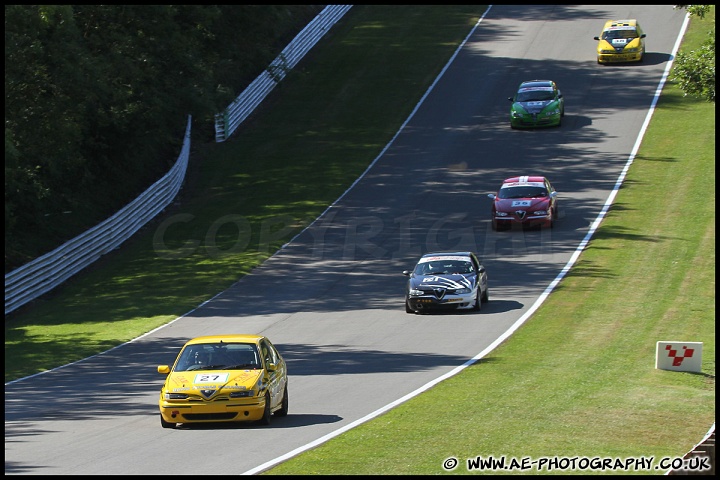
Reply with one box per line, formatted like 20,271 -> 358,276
5,5 -> 715,476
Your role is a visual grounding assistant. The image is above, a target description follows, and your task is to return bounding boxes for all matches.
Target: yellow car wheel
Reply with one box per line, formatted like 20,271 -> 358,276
259,392 -> 272,425
160,414 -> 176,429
276,384 -> 289,417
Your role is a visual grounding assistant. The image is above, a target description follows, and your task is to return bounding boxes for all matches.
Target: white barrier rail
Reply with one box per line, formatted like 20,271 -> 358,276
4,116 -> 192,316
5,6 -> 354,316
214,5 -> 352,142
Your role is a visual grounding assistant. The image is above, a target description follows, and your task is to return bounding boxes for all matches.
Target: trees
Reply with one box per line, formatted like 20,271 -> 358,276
672,5 -> 715,102
4,5 -> 323,271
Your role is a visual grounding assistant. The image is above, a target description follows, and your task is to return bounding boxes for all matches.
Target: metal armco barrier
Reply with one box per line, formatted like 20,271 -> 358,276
5,116 -> 192,316
214,5 -> 353,142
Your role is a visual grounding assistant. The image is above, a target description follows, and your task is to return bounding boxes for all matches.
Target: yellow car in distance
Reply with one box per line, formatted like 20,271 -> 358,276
157,334 -> 288,428
594,19 -> 646,64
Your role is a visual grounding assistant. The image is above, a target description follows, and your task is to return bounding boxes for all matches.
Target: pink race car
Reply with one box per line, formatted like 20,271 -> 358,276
488,176 -> 559,230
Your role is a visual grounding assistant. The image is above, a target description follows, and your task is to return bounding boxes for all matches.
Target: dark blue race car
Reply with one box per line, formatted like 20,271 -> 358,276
403,252 -> 489,314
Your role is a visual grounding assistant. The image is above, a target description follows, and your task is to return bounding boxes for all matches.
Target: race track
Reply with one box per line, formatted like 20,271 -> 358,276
4,5 -> 688,475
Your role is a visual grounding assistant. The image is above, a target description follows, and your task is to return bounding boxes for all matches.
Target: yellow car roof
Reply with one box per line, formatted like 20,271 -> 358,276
183,334 -> 265,345
603,19 -> 638,30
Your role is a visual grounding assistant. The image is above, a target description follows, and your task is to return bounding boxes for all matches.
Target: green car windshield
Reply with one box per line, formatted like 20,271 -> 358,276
516,90 -> 555,102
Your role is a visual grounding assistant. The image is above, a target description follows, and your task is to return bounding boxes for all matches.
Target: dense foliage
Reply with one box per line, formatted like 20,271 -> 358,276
4,5 -> 323,272
672,5 -> 715,102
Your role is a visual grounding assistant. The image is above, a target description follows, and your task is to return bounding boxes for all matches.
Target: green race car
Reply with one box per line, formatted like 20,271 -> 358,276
509,80 -> 564,129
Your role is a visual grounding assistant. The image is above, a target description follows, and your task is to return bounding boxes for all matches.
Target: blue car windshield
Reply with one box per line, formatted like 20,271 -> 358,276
415,260 -> 473,275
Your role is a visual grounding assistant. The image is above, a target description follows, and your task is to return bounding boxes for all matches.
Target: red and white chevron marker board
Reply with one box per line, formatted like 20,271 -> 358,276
655,342 -> 703,372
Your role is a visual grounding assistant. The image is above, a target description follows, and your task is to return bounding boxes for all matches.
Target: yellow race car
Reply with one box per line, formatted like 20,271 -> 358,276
594,19 -> 646,64
157,334 -> 288,428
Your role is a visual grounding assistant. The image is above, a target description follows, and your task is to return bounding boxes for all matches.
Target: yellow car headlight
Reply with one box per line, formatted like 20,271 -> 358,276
164,393 -> 189,400
229,390 -> 254,398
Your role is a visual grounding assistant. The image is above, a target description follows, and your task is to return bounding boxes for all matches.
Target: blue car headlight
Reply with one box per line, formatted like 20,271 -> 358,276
455,287 -> 471,294
409,288 -> 423,296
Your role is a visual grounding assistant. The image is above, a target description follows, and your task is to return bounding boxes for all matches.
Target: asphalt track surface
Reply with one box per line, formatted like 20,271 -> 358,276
5,5 -> 689,475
